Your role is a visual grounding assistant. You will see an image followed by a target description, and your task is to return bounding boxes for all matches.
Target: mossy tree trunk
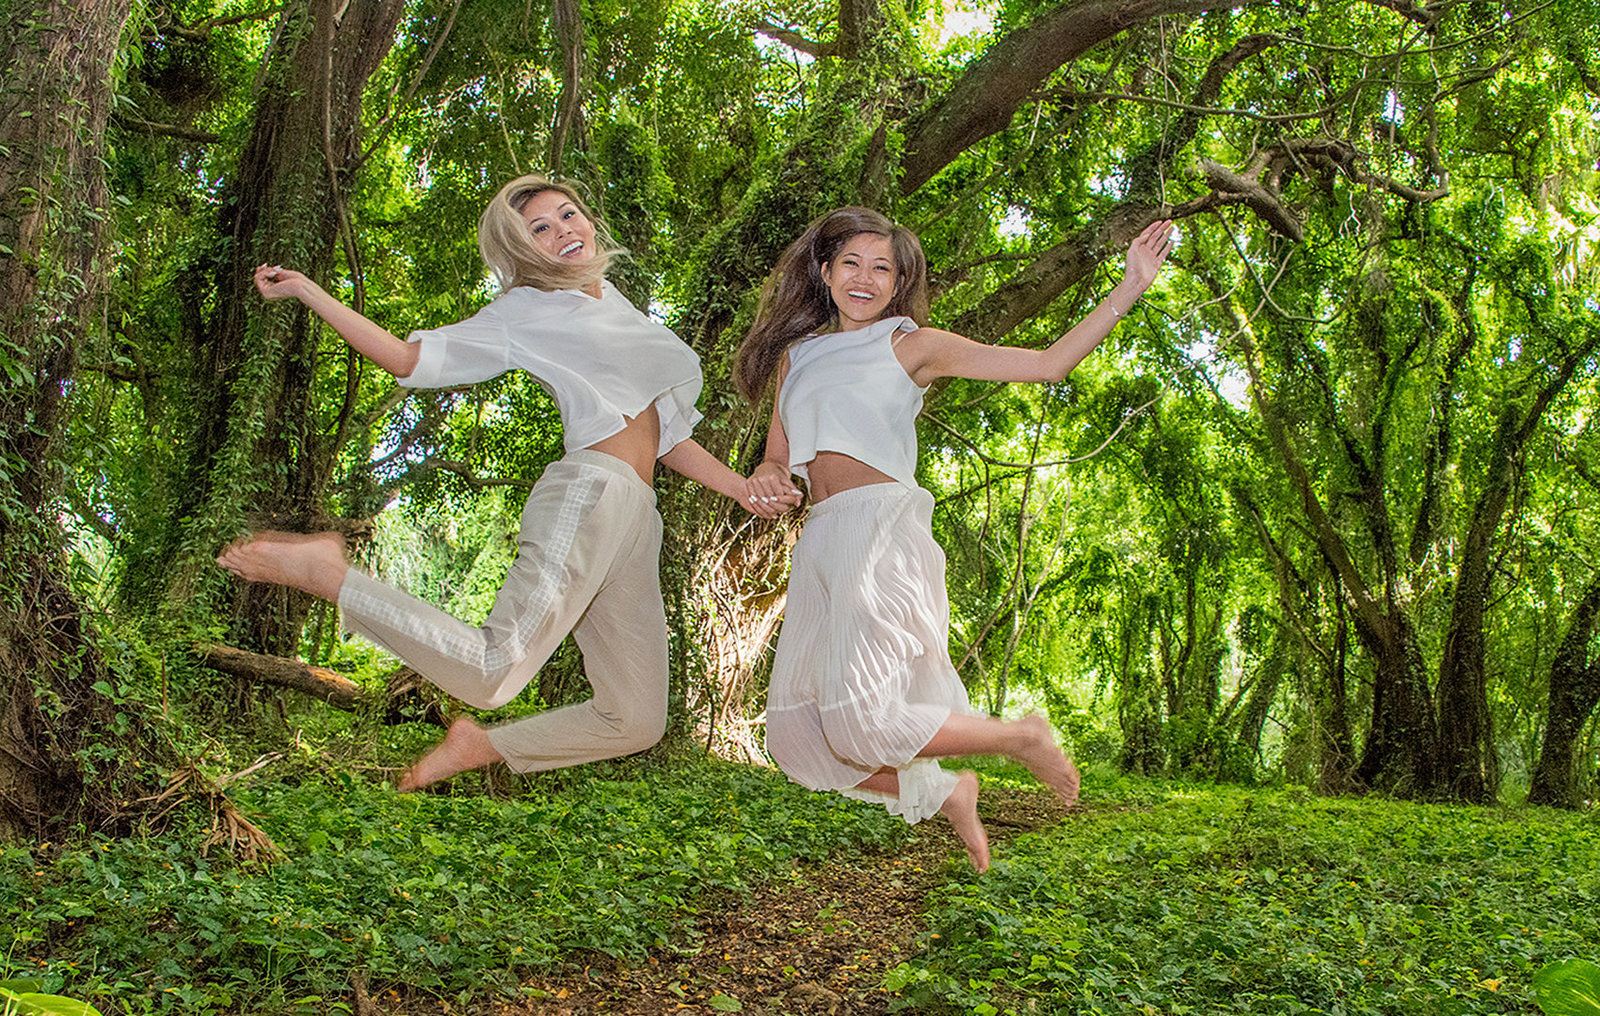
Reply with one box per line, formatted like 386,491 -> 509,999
1527,574 -> 1600,809
0,0 -> 139,838
119,0 -> 405,656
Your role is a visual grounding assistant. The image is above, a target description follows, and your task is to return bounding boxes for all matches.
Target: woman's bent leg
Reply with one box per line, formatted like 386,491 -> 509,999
919,713 -> 1080,806
853,767 -> 988,872
340,455 -> 625,710
486,505 -> 668,772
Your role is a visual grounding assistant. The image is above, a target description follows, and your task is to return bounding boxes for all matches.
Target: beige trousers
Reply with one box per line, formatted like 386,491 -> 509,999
338,449 -> 667,772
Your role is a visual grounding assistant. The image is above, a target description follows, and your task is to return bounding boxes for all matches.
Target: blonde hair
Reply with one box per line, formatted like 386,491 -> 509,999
477,174 -> 620,293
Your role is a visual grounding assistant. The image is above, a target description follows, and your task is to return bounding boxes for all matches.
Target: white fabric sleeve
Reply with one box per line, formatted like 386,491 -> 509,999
398,300 -> 512,389
652,379 -> 705,457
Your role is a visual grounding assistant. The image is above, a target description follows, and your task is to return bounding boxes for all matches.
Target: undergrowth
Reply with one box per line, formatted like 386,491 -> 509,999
1,744 -> 907,1013
891,763 -> 1600,1015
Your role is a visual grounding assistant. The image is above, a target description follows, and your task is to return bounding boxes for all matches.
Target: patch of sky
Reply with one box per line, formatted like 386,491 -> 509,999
1383,89 -> 1404,124
1185,329 -> 1249,408
998,205 -> 1031,239
754,26 -> 815,66
1090,170 -> 1126,199
935,0 -> 998,48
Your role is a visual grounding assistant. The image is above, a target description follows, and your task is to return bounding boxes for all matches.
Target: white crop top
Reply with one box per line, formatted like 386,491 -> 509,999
778,315 -> 926,487
400,280 -> 702,457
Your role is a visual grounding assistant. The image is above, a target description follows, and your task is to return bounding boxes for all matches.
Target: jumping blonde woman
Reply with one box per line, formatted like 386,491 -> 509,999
218,174 -> 800,791
736,206 -> 1174,871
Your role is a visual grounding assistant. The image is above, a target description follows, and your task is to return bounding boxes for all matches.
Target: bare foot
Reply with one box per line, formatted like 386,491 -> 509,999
940,770 -> 989,873
216,530 -> 349,600
1014,715 -> 1080,807
397,717 -> 505,792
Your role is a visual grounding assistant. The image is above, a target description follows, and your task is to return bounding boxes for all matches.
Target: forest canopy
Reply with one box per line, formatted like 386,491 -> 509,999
1,0 -> 1598,846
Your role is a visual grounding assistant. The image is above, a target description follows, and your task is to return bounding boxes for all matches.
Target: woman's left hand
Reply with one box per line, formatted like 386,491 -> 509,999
743,462 -> 803,518
1122,219 -> 1177,294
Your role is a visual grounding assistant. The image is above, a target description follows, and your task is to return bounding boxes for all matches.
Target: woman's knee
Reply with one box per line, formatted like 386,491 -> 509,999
616,699 -> 668,752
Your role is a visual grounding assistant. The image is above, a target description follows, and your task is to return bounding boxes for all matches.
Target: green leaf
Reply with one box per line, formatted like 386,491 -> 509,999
707,993 -> 743,1012
1534,960 -> 1600,1016
0,986 -> 106,1016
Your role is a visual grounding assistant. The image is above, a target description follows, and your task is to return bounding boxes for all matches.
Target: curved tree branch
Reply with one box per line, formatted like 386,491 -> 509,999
753,18 -> 837,58
900,0 -> 1267,193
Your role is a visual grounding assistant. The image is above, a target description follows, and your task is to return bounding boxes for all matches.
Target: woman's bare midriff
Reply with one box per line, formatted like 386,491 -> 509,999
586,405 -> 660,485
803,450 -> 896,502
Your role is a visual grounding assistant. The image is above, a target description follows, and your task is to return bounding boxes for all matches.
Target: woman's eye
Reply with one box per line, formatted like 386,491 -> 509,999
532,223 -> 547,233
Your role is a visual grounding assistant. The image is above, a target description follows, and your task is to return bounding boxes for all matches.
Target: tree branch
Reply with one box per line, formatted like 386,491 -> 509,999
145,3 -> 286,41
752,18 -> 837,58
198,643 -> 365,710
900,0 -> 1268,193
109,112 -> 222,143
355,0 -> 465,172
1128,31 -> 1280,199
549,0 -> 586,174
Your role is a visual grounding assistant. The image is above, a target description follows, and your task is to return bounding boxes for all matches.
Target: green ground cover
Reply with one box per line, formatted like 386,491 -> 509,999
6,751 -> 1596,1016
1,749 -> 906,1013
893,765 -> 1600,1015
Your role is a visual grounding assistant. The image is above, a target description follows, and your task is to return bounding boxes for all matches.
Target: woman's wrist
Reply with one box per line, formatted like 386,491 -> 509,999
1107,282 -> 1141,318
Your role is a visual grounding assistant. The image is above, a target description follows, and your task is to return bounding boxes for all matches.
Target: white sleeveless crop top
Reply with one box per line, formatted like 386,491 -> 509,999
401,281 -> 702,456
778,315 -> 926,487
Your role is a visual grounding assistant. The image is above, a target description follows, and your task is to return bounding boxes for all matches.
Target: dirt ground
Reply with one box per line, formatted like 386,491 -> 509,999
489,787 -> 1070,1016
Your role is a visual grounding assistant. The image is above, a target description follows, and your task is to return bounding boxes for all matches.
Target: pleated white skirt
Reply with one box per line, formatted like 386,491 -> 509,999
765,482 -> 977,824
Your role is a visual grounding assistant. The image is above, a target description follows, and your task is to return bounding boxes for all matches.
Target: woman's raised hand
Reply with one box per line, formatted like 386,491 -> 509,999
1122,219 -> 1177,295
254,264 -> 313,302
743,461 -> 803,518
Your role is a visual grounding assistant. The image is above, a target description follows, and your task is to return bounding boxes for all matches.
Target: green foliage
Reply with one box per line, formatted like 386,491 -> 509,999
889,775 -> 1600,1014
0,980 -> 103,1016
1,754 -> 905,1012
1535,960 -> 1600,1016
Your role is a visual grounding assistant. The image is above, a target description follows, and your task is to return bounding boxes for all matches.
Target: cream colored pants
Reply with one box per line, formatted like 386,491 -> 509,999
765,482 -> 974,824
338,449 -> 667,772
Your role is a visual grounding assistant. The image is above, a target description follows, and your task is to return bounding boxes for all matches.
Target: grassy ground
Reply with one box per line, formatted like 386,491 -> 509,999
891,763 -> 1600,1016
2,739 -> 907,1013
4,743 -> 1596,1015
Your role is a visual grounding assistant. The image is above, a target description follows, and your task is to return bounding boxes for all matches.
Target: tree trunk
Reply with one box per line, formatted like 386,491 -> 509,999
131,0 -> 404,654
1319,597 -> 1356,794
1237,633 -> 1285,760
1432,411 -> 1515,803
1434,322 -> 1600,801
0,0 -> 139,838
1353,610 -> 1440,797
1527,574 -> 1600,808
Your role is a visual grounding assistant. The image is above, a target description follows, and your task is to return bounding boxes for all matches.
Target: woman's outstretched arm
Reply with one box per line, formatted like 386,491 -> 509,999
901,219 -> 1176,386
254,264 -> 420,379
659,437 -> 801,519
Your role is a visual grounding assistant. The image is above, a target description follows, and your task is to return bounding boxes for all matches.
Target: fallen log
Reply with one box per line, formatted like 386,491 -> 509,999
199,643 -> 365,709
196,644 -> 448,727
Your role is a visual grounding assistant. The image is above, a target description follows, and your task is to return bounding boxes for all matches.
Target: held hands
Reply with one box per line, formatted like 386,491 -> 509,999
253,263 -> 314,302
743,461 -> 803,519
1120,219 -> 1177,298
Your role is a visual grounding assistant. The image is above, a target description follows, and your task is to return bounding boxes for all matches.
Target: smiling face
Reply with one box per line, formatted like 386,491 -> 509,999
821,232 -> 898,330
519,187 -> 597,262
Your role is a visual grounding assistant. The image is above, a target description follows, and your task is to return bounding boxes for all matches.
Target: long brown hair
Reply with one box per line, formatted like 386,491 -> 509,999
734,206 -> 929,400
477,174 -> 621,293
